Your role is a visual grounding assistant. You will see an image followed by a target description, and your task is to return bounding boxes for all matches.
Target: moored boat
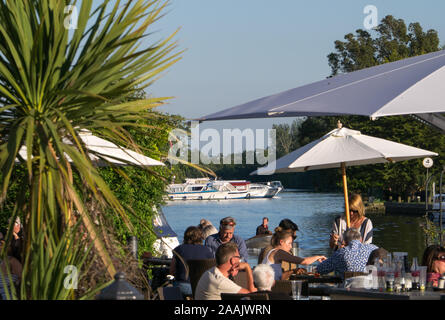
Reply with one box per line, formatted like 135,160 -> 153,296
166,178 -> 283,200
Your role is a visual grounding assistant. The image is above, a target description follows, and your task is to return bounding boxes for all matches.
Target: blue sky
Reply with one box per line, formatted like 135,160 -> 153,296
145,0 -> 445,136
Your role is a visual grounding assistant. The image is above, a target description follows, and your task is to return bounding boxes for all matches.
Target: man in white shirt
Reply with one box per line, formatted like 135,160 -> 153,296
195,242 -> 257,300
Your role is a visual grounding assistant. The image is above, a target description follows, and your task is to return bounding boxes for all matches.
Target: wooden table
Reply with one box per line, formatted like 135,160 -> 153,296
289,274 -> 343,297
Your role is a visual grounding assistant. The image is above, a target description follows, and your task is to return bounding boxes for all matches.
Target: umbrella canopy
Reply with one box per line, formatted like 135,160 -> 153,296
17,130 -> 165,167
252,122 -> 438,227
198,50 -> 445,122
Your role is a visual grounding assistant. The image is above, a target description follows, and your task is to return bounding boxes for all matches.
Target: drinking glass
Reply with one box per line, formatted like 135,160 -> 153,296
418,266 -> 427,291
291,280 -> 303,300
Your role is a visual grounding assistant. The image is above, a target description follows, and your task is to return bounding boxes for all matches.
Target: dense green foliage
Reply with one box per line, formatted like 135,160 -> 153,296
98,113 -> 184,258
0,0 -> 180,299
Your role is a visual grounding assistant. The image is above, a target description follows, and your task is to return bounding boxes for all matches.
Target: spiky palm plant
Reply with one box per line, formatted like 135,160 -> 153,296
0,0 -> 180,299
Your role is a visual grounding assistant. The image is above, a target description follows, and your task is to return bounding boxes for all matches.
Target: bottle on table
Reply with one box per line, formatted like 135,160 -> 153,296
377,257 -> 386,291
410,257 -> 419,291
385,253 -> 395,292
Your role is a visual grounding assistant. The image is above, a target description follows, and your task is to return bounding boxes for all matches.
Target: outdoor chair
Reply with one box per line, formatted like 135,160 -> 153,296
157,286 -> 183,300
187,258 -> 216,298
272,279 -> 309,297
221,292 -> 269,300
232,270 -> 248,288
271,280 -> 292,296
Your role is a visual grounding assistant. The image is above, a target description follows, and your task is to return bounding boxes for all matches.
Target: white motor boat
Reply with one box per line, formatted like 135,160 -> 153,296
166,178 -> 282,200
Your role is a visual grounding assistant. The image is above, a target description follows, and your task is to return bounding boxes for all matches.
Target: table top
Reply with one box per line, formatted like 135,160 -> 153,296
289,274 -> 343,284
328,288 -> 445,300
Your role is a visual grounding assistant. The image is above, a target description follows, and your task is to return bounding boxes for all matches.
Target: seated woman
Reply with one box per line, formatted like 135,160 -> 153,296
170,226 -> 214,297
329,194 -> 373,250
257,218 -> 298,265
261,227 -> 326,280
422,244 -> 445,287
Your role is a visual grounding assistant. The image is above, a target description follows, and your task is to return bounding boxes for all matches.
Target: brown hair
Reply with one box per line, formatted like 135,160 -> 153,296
219,216 -> 236,231
367,247 -> 389,265
349,194 -> 365,218
422,244 -> 445,273
271,227 -> 293,247
215,242 -> 238,266
183,226 -> 204,245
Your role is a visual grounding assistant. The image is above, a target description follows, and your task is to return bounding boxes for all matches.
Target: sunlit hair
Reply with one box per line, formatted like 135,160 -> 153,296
422,244 -> 445,273
219,216 -> 236,231
253,264 -> 275,291
349,194 -> 365,218
215,242 -> 238,266
271,227 -> 293,247
183,226 -> 204,245
201,224 -> 218,239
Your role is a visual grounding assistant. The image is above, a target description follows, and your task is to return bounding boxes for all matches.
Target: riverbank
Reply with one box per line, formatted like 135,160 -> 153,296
364,201 -> 431,216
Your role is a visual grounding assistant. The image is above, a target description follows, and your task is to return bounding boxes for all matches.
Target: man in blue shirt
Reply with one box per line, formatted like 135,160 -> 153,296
204,216 -> 248,261
316,228 -> 378,278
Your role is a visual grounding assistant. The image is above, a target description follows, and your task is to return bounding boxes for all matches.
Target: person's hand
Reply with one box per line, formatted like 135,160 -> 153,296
317,256 -> 327,263
238,262 -> 251,271
330,233 -> 339,245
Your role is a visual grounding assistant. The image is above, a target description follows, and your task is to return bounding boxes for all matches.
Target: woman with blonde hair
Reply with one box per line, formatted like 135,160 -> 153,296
329,194 -> 374,250
262,227 -> 326,280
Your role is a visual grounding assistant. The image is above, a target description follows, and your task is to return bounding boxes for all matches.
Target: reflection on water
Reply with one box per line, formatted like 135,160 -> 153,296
162,191 -> 426,266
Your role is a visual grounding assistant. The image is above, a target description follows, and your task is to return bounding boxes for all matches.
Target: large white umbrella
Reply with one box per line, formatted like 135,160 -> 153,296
198,50 -> 445,128
17,129 -> 165,167
251,122 -> 438,227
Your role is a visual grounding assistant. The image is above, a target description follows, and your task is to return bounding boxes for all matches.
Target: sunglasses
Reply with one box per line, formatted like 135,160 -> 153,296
349,209 -> 359,214
221,221 -> 235,226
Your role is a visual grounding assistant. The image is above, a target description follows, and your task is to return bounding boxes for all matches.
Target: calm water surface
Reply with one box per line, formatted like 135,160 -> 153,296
162,191 -> 427,266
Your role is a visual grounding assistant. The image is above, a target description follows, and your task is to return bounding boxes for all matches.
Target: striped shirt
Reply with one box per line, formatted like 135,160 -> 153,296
332,216 -> 373,246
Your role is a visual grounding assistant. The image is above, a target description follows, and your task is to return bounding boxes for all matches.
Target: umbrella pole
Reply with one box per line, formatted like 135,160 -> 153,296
341,162 -> 351,228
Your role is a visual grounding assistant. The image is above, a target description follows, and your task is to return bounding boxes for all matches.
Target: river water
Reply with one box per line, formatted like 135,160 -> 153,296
162,191 -> 427,266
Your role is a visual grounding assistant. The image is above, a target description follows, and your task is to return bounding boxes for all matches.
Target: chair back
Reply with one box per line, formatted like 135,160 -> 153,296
221,292 -> 269,300
157,286 -> 183,300
271,280 -> 292,295
272,279 -> 309,297
187,258 -> 217,298
232,270 -> 248,288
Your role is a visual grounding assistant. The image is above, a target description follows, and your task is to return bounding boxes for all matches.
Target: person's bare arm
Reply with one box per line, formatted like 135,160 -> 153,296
329,232 -> 339,249
237,262 -> 257,293
300,255 -> 327,265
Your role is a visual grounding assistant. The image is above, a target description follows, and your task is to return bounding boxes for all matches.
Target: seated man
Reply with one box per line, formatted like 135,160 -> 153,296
256,217 -> 272,236
195,242 -> 256,300
205,216 -> 248,261
316,228 -> 378,279
252,264 -> 291,300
